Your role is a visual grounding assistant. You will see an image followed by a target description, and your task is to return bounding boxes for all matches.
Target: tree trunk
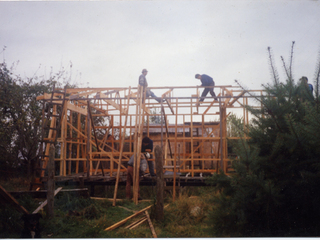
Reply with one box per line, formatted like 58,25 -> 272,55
47,144 -> 55,218
155,145 -> 164,221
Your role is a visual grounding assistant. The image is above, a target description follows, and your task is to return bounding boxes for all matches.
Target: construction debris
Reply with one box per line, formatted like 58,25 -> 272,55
104,205 -> 152,231
125,216 -> 148,229
145,210 -> 157,238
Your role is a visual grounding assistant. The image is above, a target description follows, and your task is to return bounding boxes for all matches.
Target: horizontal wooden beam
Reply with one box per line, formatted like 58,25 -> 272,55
66,102 -> 87,115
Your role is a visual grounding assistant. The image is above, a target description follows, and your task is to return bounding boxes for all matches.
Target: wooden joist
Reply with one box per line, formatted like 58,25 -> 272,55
99,92 -> 126,114
228,90 -> 246,106
162,88 -> 174,114
66,101 -> 87,115
203,93 -> 220,115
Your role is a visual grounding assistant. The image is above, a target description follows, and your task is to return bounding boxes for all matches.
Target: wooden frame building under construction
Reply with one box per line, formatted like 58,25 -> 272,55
35,84 -> 263,203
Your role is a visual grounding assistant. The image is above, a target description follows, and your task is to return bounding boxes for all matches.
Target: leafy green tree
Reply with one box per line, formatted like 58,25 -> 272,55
206,42 -> 320,237
0,62 -> 76,178
0,63 -> 53,178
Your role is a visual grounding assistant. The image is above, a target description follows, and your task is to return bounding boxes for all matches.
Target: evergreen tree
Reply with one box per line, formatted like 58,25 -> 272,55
206,42 -> 320,237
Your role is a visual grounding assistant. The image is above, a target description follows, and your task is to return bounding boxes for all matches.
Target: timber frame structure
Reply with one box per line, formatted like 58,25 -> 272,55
35,84 -> 263,203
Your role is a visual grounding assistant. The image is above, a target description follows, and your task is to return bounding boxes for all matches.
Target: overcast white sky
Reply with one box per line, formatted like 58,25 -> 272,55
1,0 -> 320,97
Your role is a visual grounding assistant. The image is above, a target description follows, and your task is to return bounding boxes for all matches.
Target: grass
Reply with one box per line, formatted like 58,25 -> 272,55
0,177 -> 30,191
0,178 -> 214,238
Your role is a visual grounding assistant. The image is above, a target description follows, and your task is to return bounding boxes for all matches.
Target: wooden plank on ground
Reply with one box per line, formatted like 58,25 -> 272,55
0,185 -> 29,214
125,215 -> 147,229
104,205 -> 152,231
91,197 -> 123,202
145,210 -> 157,238
32,187 -> 63,214
91,197 -> 152,202
129,217 -> 148,229
118,206 -> 136,213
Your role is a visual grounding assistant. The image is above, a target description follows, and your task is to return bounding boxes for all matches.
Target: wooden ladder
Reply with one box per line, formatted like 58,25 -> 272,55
30,84 -> 67,190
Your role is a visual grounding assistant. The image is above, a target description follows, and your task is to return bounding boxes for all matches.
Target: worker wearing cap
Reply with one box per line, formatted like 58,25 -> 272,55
139,69 -> 162,103
195,73 -> 218,103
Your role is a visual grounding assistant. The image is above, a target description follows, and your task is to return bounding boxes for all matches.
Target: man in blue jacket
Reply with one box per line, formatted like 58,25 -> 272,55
300,76 -> 313,94
195,74 -> 218,103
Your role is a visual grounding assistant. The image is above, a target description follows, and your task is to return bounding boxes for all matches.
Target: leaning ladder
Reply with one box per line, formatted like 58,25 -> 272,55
29,84 -> 67,190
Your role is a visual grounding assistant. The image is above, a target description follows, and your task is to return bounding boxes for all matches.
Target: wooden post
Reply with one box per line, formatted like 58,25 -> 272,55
68,111 -> 72,175
190,99 -> 194,177
86,101 -> 91,178
113,87 -> 131,206
41,106 -> 56,177
219,98 -> 224,171
34,187 -> 62,214
133,85 -> 145,204
154,145 -> 164,221
132,87 -> 141,204
47,144 -> 55,218
76,113 -> 81,174
88,102 -> 104,176
173,100 -> 179,201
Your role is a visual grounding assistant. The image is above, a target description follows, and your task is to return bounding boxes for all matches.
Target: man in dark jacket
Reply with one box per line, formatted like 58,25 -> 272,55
195,74 -> 218,102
